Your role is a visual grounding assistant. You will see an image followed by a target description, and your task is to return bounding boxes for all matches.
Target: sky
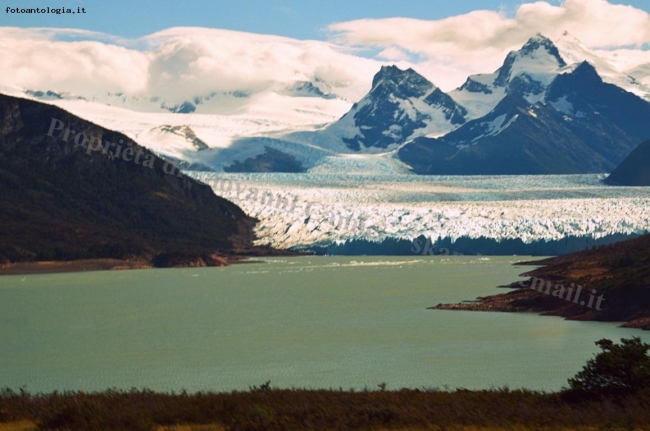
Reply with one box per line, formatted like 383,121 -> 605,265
1,0 -> 650,100
1,0 -> 649,40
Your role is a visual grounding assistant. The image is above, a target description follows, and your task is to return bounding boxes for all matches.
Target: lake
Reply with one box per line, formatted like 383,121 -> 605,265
1,256 -> 647,393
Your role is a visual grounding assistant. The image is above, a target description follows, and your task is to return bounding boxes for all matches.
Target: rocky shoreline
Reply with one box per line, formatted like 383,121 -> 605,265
432,293 -> 650,330
0,248 -> 299,276
431,236 -> 650,331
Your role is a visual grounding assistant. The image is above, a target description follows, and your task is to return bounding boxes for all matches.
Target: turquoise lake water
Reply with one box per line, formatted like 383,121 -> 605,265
1,256 -> 646,393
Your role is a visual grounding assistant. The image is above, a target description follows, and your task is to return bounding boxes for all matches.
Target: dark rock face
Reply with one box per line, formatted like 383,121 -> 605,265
507,74 -> 546,98
370,65 -> 433,99
0,93 -> 260,264
546,62 -> 650,159
521,34 -> 566,64
605,140 -> 650,186
162,101 -> 196,114
459,78 -> 493,94
423,89 -> 467,125
224,146 -> 306,173
158,125 -> 209,151
285,81 -> 336,99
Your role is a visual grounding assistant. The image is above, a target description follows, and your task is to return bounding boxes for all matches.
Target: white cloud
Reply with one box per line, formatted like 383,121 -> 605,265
0,26 -> 380,105
377,46 -> 412,61
140,27 -> 382,101
0,27 -> 149,95
1,1 -> 649,105
328,0 -> 650,89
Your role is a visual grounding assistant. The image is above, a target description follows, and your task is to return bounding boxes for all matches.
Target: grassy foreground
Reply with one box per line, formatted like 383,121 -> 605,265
2,386 -> 650,431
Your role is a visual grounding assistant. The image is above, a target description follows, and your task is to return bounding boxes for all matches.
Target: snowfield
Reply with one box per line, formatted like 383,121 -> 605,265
188,172 -> 650,249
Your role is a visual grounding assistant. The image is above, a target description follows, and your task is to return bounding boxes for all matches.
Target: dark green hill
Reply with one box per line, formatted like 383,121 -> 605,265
604,140 -> 650,186
0,94 -> 268,266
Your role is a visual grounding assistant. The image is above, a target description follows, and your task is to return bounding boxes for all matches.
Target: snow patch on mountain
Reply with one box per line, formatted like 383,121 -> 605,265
548,96 -> 574,115
470,114 -> 519,143
447,84 -> 505,123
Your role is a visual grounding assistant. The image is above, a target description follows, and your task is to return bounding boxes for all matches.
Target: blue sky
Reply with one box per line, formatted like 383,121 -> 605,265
2,0 -> 649,40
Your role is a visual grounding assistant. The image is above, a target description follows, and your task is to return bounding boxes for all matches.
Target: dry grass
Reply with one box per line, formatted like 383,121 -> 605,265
2,425 -> 644,431
0,421 -> 37,431
155,425 -> 226,431
153,426 -> 650,431
2,387 -> 650,431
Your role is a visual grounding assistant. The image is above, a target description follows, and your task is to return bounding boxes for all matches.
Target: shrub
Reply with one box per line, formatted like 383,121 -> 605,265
567,337 -> 650,398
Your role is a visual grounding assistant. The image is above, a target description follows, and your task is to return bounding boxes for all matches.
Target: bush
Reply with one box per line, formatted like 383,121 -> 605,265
567,337 -> 650,398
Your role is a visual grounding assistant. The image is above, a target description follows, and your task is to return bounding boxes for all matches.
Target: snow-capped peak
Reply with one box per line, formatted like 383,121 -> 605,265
497,34 -> 567,83
325,66 -> 467,151
516,33 -> 566,66
451,32 -> 650,119
450,34 -> 572,118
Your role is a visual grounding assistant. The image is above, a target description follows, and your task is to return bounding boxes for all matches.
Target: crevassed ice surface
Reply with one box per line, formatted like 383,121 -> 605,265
189,172 -> 650,249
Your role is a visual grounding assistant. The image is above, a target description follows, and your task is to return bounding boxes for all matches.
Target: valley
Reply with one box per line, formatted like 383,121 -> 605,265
3,6 -> 650,428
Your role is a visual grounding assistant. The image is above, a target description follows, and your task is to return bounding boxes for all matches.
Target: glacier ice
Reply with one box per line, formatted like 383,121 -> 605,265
189,172 -> 650,250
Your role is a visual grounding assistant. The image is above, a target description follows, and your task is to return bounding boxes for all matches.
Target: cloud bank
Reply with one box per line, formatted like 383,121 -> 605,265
329,0 -> 650,89
0,26 -> 380,104
0,27 -> 149,95
1,0 -> 649,104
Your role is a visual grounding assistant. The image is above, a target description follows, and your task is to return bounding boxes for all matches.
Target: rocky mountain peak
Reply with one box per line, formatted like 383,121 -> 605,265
370,65 -> 434,99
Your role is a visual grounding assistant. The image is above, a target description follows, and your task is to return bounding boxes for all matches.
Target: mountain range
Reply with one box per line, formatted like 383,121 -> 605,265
10,33 -> 650,176
400,61 -> 650,174
331,34 -> 650,175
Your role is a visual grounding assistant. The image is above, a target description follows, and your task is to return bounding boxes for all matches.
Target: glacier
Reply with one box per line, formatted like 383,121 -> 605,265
188,171 -> 650,252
